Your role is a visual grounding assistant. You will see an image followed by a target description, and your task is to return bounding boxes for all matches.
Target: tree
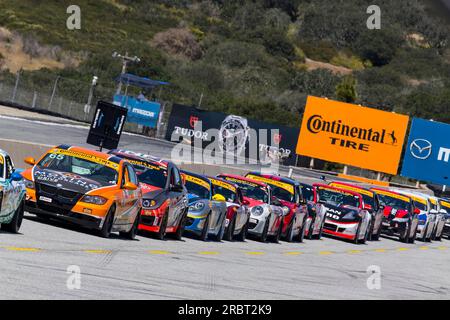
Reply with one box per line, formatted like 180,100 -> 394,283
336,76 -> 357,103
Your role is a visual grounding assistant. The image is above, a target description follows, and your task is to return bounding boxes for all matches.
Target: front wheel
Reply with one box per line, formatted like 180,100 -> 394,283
296,217 -> 307,243
1,200 -> 25,233
400,221 -> 410,243
156,211 -> 168,240
99,205 -> 115,238
223,215 -> 236,241
272,221 -> 282,243
285,220 -> 295,242
199,214 -> 210,241
259,219 -> 269,243
174,210 -> 187,241
120,211 -> 140,240
236,218 -> 248,242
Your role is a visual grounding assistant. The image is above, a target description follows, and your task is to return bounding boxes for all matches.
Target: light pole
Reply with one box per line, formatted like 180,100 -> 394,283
112,51 -> 141,96
84,75 -> 98,121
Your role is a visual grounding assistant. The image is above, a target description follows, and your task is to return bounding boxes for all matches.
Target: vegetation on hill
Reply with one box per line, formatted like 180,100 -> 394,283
0,0 -> 449,125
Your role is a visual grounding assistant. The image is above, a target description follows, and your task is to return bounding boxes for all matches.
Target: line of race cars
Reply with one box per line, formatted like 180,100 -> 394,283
1,145 -> 450,246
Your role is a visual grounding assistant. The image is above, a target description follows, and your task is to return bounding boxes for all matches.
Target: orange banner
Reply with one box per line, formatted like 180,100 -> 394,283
296,96 -> 409,174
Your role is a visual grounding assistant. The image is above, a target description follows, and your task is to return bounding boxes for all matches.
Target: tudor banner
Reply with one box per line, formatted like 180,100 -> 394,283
165,104 -> 300,166
296,96 -> 409,174
401,118 -> 450,186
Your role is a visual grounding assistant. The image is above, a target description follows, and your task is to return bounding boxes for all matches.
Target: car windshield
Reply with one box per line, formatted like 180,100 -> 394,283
136,166 -> 167,189
185,179 -> 210,199
378,194 -> 411,211
212,184 -> 236,203
38,152 -> 118,186
232,181 -> 269,203
413,200 -> 427,211
317,188 -> 361,208
301,185 -> 314,202
270,185 -> 294,202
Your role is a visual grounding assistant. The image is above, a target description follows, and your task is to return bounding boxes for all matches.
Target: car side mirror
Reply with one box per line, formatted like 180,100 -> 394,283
170,184 -> 184,192
24,157 -> 36,166
10,171 -> 23,182
123,182 -> 138,191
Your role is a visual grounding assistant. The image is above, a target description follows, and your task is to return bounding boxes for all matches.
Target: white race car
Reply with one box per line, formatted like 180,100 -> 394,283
0,150 -> 26,233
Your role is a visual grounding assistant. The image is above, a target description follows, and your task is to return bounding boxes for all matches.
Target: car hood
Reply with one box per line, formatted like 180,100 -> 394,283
243,196 -> 264,207
383,206 -> 409,219
323,203 -> 359,221
140,183 -> 164,199
33,167 -> 104,193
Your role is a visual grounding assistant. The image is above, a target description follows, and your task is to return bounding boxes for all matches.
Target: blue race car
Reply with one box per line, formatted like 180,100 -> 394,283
181,170 -> 228,241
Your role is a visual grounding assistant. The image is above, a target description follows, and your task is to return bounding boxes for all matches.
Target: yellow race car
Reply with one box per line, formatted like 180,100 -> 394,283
21,144 -> 142,238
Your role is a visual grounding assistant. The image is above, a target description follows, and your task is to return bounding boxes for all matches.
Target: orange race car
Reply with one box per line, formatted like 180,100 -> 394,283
21,144 -> 142,239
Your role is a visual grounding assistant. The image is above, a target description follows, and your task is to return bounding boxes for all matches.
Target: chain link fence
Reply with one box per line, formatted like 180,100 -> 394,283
0,72 -> 173,138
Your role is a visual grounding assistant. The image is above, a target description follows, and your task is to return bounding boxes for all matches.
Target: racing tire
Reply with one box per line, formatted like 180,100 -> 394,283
367,220 -> 374,241
296,217 -> 307,243
156,211 -> 169,240
212,219 -> 225,242
174,210 -> 188,241
259,219 -> 269,243
314,220 -> 324,240
99,205 -> 115,238
285,220 -> 295,242
119,211 -> 140,240
1,200 -> 25,233
400,221 -> 411,243
272,221 -> 283,243
199,214 -> 210,241
421,224 -> 429,242
409,222 -> 418,244
306,218 -> 315,240
223,215 -> 236,242
236,219 -> 248,242
372,221 -> 382,241
358,222 -> 369,244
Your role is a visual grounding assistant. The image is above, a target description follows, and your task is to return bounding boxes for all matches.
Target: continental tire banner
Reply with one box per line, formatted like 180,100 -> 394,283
166,104 -> 299,166
296,96 -> 409,174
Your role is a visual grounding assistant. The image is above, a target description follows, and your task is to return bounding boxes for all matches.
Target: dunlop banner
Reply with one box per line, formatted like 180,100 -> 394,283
296,96 -> 409,174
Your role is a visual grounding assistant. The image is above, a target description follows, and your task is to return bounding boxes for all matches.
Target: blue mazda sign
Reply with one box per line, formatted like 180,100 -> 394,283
113,94 -> 161,128
401,118 -> 450,185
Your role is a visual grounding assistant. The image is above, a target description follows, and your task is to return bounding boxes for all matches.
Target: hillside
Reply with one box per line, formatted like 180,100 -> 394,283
0,0 -> 450,126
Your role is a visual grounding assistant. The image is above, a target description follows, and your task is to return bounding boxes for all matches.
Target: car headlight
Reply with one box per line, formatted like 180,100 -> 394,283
143,199 -> 157,208
189,202 -> 205,211
252,206 -> 264,216
81,195 -> 107,205
24,179 -> 35,190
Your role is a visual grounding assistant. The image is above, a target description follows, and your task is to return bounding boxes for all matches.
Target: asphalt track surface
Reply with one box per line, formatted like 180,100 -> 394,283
0,116 -> 449,299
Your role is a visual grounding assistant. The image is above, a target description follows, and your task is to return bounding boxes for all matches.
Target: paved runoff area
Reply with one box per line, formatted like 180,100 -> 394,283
1,215 -> 449,299
0,107 -> 449,300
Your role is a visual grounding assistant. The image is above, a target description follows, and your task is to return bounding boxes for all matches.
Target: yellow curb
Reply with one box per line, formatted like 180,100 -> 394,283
419,246 -> 429,250
149,250 -> 171,255
198,251 -> 220,255
246,251 -> 265,255
348,250 -> 362,254
397,248 -> 409,251
84,250 -> 111,254
374,249 -> 386,253
284,251 -> 302,256
5,247 -> 41,252
319,251 -> 333,255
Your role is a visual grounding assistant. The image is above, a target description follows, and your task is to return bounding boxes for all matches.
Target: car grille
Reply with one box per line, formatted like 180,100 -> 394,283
248,222 -> 258,230
141,216 -> 156,226
35,182 -> 83,213
185,217 -> 195,227
324,223 -> 337,232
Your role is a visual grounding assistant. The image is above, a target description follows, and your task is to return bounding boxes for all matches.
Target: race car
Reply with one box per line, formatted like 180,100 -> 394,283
180,170 -> 228,241
109,149 -> 188,240
314,184 -> 371,244
370,188 -> 420,243
440,198 -> 450,239
22,145 -> 142,239
298,183 -> 326,239
328,182 -> 384,241
209,177 -> 250,241
217,174 -> 283,242
245,172 -> 309,242
428,196 -> 446,241
0,150 -> 26,233
392,190 -> 435,242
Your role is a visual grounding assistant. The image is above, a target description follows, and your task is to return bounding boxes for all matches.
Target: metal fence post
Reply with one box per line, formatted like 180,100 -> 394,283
48,76 -> 60,110
31,91 -> 37,108
11,70 -> 21,103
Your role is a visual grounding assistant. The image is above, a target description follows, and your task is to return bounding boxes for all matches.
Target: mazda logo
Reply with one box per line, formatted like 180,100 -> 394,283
410,139 -> 432,160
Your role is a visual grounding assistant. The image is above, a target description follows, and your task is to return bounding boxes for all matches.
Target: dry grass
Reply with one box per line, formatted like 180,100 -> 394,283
304,58 -> 352,75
